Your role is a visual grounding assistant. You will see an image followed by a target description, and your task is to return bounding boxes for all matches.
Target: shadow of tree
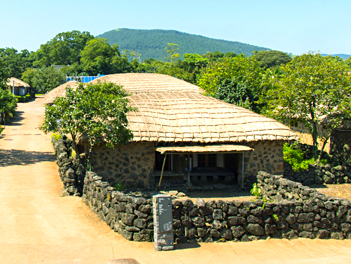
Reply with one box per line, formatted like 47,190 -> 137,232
0,149 -> 56,167
6,111 -> 25,126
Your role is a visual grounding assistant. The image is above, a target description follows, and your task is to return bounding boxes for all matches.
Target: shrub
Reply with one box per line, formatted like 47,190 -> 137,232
283,142 -> 315,172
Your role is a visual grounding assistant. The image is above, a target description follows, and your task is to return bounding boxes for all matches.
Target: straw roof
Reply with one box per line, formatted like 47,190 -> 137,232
88,73 -> 203,94
44,81 -> 79,105
7,77 -> 30,88
128,92 -> 296,143
45,73 -> 296,143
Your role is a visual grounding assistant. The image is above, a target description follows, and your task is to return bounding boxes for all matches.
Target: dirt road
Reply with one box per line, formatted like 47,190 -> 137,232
1,97 -> 351,264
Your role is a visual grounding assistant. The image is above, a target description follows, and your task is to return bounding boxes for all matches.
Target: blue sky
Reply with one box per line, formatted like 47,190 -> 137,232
0,0 -> 349,55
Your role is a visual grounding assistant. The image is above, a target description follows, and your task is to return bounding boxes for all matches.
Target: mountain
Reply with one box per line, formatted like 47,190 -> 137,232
97,28 -> 269,61
321,54 -> 351,60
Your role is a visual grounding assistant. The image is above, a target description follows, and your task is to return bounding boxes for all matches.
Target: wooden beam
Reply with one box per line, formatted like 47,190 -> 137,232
158,154 -> 168,191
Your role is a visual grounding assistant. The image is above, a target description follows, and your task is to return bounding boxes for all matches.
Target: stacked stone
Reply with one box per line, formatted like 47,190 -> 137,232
52,137 -> 83,196
284,162 -> 351,185
82,172 -> 154,242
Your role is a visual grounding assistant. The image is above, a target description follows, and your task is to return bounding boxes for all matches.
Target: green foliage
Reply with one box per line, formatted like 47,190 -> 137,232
40,82 -> 134,159
0,57 -> 8,90
164,43 -> 180,64
198,55 -> 263,111
50,133 -> 62,141
250,183 -> 262,198
114,182 -> 124,191
0,89 -> 17,124
33,30 -> 94,68
254,50 -> 292,69
97,28 -> 269,61
15,94 -> 31,102
80,38 -> 131,75
0,48 -> 34,79
21,67 -> 66,93
272,214 -> 279,221
283,143 -> 316,172
261,53 -> 351,158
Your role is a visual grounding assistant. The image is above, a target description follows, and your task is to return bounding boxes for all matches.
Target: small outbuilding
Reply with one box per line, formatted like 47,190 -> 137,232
7,77 -> 30,96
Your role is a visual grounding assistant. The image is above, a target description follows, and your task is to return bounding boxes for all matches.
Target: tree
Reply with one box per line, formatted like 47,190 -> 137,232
80,38 -> 131,75
33,30 -> 94,68
40,82 -> 134,161
0,48 -> 34,79
164,43 -> 180,64
254,50 -> 292,69
22,67 -> 66,94
0,89 -> 17,124
261,53 -> 351,159
198,55 -> 263,110
0,57 -> 8,90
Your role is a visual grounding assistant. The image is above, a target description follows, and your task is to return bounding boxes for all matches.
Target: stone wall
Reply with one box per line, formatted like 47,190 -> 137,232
243,140 -> 285,187
52,137 -> 85,196
53,137 -> 351,243
90,142 -> 155,189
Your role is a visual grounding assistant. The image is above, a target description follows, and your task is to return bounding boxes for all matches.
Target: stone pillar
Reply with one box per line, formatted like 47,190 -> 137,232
153,194 -> 174,251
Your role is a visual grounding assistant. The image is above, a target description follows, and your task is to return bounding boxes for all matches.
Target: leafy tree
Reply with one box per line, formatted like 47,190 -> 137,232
164,43 -> 180,64
198,55 -> 263,110
22,67 -> 66,93
0,89 -> 17,124
0,48 -> 34,79
254,50 -> 292,69
0,57 -> 8,90
261,53 -> 351,159
33,30 -> 94,68
40,82 -> 134,160
80,38 -> 131,75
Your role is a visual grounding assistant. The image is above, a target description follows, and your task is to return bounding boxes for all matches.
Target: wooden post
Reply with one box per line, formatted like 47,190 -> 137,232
158,154 -> 168,191
187,154 -> 191,185
241,153 -> 245,189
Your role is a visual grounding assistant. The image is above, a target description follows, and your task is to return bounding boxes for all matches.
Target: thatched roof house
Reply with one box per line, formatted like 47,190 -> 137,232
44,81 -> 79,105
47,73 -> 296,188
7,77 -> 30,96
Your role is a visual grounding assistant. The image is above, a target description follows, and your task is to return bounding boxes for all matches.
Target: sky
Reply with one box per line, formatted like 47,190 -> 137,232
0,0 -> 350,55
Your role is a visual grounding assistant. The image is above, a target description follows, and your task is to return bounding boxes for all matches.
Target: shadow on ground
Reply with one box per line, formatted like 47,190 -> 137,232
0,149 -> 55,167
6,111 -> 25,126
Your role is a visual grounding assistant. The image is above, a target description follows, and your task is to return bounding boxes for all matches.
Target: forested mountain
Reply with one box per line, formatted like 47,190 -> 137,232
97,28 -> 269,61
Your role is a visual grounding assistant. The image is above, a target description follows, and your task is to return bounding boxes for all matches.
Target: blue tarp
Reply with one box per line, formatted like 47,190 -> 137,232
67,75 -> 106,83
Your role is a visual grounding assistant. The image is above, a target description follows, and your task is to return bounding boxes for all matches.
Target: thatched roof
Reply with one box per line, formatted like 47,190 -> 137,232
128,92 -> 296,143
45,73 -> 296,143
88,73 -> 203,94
44,81 -> 79,105
7,77 -> 30,88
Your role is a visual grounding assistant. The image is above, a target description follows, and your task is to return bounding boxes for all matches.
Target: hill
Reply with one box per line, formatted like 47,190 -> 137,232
321,53 -> 351,60
97,28 -> 269,61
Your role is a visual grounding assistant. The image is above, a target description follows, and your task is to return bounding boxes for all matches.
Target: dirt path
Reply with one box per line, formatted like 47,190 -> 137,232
1,97 -> 351,264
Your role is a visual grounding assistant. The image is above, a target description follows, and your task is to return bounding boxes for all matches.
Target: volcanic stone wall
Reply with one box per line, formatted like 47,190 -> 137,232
90,142 -> 155,189
53,138 -> 351,242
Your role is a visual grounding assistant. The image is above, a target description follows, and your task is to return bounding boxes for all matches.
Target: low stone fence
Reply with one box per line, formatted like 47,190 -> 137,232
53,137 -> 351,242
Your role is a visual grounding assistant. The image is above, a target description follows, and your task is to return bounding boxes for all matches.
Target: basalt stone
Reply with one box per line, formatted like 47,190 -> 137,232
227,216 -> 247,226
228,205 -> 238,216
299,231 -> 314,239
265,224 -> 278,235
331,232 -> 344,240
185,227 -> 197,238
189,207 -> 200,217
192,216 -> 205,227
212,220 -> 223,230
210,229 -> 221,238
134,210 -> 148,219
297,212 -> 315,223
238,208 -> 250,217
285,214 -> 296,225
247,215 -> 263,224
134,218 -> 147,229
175,236 -> 188,244
341,223 -> 351,233
199,206 -> 213,216
181,215 -> 192,227
133,232 -> 151,242
316,230 -> 330,239
213,209 -> 223,220
337,206 -> 348,218
173,219 -> 181,229
174,227 -> 184,237
221,228 -> 234,240
122,230 -> 133,240
197,227 -> 207,237
122,214 -> 136,226
245,224 -> 265,236
251,207 -> 263,216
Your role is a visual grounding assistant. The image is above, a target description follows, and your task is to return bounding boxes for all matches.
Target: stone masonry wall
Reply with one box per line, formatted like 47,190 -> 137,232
243,140 -> 285,187
54,138 -> 351,243
90,142 -> 155,189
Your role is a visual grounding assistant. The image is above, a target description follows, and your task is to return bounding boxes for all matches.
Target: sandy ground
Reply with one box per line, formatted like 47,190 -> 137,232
1,96 -> 351,264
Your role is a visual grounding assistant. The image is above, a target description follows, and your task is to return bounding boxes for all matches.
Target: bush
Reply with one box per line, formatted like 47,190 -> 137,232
283,142 -> 316,172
